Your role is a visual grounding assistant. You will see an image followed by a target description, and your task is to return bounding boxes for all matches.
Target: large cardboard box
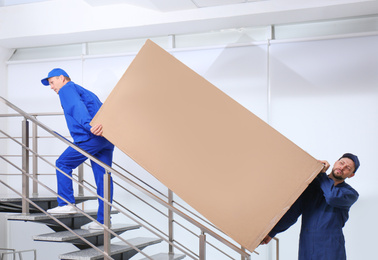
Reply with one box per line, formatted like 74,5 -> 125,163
91,40 -> 324,252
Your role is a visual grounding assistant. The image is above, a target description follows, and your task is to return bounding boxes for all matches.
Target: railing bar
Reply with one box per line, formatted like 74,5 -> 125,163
0,249 -> 37,259
173,220 -> 236,260
173,216 -> 250,259
103,171 -> 111,257
0,173 -> 56,176
174,200 -> 259,256
21,118 -> 29,214
174,200 -> 260,256
32,119 -> 38,196
83,160 -> 169,203
199,232 -> 206,260
174,199 -> 223,233
170,240 -> 199,259
76,176 -> 173,241
274,237 -> 279,260
74,174 -> 170,220
112,161 -> 168,199
0,154 -> 58,157
113,179 -> 169,217
0,112 -> 64,117
0,136 -> 71,139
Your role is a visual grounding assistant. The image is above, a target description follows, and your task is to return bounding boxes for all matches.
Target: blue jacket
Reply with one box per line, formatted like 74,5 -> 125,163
58,81 -> 102,143
269,172 -> 359,260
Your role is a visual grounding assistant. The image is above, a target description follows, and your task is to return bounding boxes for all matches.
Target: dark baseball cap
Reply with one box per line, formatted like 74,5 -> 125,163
340,153 -> 360,173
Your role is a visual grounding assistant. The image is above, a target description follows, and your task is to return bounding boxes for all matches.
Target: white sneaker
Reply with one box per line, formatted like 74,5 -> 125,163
81,221 -> 111,230
47,205 -> 78,214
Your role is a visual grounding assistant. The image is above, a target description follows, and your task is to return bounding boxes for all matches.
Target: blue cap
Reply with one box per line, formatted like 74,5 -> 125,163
41,68 -> 69,86
340,153 -> 360,173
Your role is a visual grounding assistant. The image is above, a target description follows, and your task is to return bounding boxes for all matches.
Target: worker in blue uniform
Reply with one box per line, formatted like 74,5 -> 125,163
41,68 -> 114,230
261,153 -> 360,260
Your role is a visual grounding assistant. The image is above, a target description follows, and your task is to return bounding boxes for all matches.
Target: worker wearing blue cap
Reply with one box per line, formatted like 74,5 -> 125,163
41,68 -> 114,230
261,153 -> 360,260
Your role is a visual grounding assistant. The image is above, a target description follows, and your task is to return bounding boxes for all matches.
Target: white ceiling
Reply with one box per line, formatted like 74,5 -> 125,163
1,0 -> 264,9
83,0 -> 266,10
0,0 -> 377,49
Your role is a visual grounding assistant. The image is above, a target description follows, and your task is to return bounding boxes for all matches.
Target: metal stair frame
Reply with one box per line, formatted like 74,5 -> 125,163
0,96 -> 253,259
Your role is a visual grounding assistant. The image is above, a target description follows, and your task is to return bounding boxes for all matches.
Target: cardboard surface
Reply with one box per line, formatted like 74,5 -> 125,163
91,40 -> 324,252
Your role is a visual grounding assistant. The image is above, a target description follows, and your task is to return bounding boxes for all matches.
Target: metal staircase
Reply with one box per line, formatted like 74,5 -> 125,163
0,96 -> 252,260
2,196 -> 184,260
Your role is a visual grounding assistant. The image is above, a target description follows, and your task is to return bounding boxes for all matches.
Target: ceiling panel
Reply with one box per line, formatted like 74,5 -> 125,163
0,0 -> 51,6
191,0 -> 265,8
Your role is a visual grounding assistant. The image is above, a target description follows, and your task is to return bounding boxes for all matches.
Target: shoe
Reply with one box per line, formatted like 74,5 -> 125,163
81,221 -> 112,230
47,205 -> 77,214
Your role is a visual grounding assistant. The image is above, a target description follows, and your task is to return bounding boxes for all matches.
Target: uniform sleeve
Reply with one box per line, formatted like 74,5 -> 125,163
59,85 -> 93,132
268,192 -> 304,238
317,172 -> 359,209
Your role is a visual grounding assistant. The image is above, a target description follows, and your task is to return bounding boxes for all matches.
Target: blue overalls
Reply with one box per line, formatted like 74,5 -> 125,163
269,172 -> 359,260
56,81 -> 114,224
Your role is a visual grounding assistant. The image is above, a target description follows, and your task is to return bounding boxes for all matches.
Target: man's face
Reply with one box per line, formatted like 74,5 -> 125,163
331,157 -> 355,181
48,75 -> 65,94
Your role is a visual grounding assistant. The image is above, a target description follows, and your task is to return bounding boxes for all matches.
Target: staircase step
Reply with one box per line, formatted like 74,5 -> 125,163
59,237 -> 163,260
139,253 -> 186,260
7,210 -> 118,232
0,196 -> 97,213
34,223 -> 141,249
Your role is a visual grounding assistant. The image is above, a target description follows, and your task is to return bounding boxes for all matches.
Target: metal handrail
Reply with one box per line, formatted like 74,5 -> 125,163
0,248 -> 36,260
1,127 -> 194,260
0,96 -> 252,259
1,109 -> 238,243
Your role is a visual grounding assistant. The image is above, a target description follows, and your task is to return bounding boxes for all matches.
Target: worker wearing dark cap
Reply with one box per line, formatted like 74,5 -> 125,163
41,68 -> 114,230
261,153 -> 360,260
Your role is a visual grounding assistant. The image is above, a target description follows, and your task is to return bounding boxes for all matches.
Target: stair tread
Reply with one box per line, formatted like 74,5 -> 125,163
139,253 -> 186,260
6,210 -> 118,221
34,223 -> 141,242
59,237 -> 163,259
0,196 -> 96,203
0,196 -> 98,213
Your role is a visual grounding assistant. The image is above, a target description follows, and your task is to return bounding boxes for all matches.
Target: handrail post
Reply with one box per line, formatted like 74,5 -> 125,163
241,246 -> 245,260
103,170 -> 111,257
32,119 -> 38,197
199,231 -> 206,260
274,237 -> 279,260
22,118 -> 30,214
168,189 -> 174,254
78,164 -> 84,196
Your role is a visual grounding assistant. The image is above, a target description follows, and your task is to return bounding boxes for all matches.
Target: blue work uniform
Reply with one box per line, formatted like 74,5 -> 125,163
269,172 -> 358,260
56,81 -> 114,224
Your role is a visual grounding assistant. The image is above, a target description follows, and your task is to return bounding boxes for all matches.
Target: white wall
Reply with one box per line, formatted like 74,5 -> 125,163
2,35 -> 378,259
268,35 -> 378,260
0,46 -> 14,250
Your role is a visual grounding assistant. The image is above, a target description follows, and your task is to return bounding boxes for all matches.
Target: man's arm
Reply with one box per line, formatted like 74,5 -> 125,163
317,172 -> 359,209
59,85 -> 93,132
261,190 -> 304,244
317,159 -> 358,209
